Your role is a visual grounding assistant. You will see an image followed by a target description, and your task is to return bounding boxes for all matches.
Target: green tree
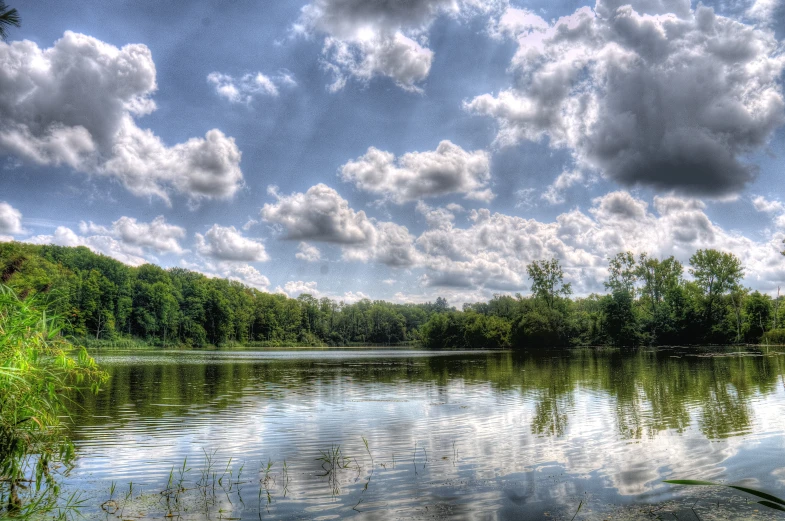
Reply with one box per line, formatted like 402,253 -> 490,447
527,258 -> 572,310
689,249 -> 743,341
636,254 -> 683,343
606,252 -> 637,295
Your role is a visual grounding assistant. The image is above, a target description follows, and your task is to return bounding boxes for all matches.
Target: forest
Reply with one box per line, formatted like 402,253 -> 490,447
0,241 -> 783,349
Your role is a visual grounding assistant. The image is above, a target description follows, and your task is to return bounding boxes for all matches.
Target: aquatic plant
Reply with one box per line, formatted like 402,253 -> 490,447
0,285 -> 106,516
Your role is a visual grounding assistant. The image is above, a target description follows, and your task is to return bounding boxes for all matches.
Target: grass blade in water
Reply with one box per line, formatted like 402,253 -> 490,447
664,479 -> 785,510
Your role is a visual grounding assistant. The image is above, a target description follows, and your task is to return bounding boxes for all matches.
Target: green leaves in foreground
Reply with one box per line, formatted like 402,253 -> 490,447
664,480 -> 785,512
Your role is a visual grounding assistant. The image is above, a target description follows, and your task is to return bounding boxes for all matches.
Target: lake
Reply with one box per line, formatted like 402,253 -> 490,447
63,347 -> 785,520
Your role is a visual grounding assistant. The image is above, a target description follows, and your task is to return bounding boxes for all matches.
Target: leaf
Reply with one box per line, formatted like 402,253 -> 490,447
664,480 -> 785,511
758,501 -> 785,512
726,485 -> 785,507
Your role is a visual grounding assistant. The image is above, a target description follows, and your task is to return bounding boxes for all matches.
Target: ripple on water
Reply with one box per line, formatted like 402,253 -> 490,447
61,348 -> 785,520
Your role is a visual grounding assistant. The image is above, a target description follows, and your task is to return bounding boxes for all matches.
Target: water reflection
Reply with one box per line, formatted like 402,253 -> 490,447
65,348 -> 785,520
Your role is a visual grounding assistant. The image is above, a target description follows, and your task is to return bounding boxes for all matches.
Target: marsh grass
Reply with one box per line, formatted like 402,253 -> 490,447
0,286 -> 106,518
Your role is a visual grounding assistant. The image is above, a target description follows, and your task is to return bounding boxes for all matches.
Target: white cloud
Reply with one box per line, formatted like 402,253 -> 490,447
24,215 -> 187,266
515,188 -> 536,209
541,170 -> 590,205
747,0 -> 780,23
223,264 -> 271,291
0,32 -> 244,203
0,202 -> 23,235
261,184 -> 374,244
261,183 -> 418,267
275,280 -> 371,303
195,224 -> 269,262
339,290 -> 371,303
752,195 -> 784,214
340,140 -> 493,203
752,195 -> 785,229
207,71 -> 297,103
26,226 -> 148,266
277,280 -> 320,297
416,201 -> 456,229
297,0 -> 501,91
468,1 -> 785,196
413,192 -> 785,295
79,215 -> 185,254
296,242 -> 322,262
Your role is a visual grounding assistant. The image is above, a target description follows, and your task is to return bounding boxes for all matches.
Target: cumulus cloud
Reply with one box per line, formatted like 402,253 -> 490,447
0,202 -> 23,235
752,195 -> 785,228
297,0 -> 500,91
296,242 -> 322,262
468,1 -> 785,196
277,280 -> 321,297
0,32 -> 243,203
276,280 -> 371,303
747,0 -> 780,23
542,170 -> 590,205
207,70 -> 296,103
261,184 -> 417,267
26,226 -> 148,266
340,140 -> 493,202
79,215 -> 185,254
752,195 -> 784,214
26,215 -> 189,265
222,264 -> 271,291
195,224 -> 269,262
414,191 -> 785,295
416,201 -> 456,228
261,184 -> 374,244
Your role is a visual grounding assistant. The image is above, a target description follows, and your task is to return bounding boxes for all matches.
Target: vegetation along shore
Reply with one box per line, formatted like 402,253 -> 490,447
1,241 -> 782,350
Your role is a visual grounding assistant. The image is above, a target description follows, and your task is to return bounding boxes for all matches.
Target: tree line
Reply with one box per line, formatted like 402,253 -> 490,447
421,250 -> 784,348
1,241 -> 783,348
0,242 -> 447,347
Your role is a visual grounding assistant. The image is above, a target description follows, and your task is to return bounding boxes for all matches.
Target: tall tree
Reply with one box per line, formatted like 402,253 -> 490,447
606,252 -> 637,296
527,258 -> 572,309
689,249 -> 743,337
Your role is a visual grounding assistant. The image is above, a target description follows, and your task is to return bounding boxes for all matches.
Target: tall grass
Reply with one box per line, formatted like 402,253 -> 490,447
0,285 -> 107,517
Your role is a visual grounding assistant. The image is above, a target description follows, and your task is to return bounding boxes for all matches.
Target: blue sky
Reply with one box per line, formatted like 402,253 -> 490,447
1,0 -> 784,304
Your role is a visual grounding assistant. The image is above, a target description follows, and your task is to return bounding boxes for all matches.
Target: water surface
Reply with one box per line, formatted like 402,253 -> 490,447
65,347 -> 785,519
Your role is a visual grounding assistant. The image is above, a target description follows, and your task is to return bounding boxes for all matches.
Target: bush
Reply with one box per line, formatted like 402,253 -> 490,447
761,329 -> 785,345
0,286 -> 107,515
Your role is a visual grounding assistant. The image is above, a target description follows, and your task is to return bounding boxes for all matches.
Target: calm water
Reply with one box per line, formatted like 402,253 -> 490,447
62,347 -> 785,520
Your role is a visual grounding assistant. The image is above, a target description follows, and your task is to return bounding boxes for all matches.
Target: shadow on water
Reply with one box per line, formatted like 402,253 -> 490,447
62,347 -> 785,519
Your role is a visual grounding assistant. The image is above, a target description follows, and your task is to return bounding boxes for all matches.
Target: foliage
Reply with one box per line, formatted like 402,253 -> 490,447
0,242 -> 443,349
0,1 -> 19,40
0,242 -> 780,351
0,286 -> 107,515
761,328 -> 785,345
527,259 -> 572,309
424,250 -> 776,349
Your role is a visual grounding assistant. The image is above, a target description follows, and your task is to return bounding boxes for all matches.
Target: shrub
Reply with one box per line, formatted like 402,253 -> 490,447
761,329 -> 785,345
0,286 -> 107,515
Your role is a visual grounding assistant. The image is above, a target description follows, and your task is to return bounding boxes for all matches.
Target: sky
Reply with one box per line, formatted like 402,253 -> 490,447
0,0 -> 784,305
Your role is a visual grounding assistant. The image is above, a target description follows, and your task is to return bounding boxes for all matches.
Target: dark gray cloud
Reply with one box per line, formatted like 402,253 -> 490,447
468,1 -> 785,196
